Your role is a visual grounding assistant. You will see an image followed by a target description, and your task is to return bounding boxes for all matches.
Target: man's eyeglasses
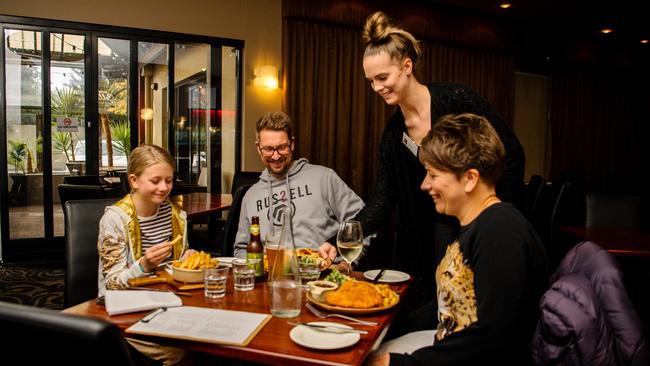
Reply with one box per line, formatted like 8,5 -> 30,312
258,143 -> 292,157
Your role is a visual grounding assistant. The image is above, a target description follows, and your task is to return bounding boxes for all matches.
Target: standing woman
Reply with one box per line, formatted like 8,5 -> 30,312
355,11 -> 525,296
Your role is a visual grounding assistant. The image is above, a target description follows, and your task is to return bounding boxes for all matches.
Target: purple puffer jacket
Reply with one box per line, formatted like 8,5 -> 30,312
531,241 -> 649,366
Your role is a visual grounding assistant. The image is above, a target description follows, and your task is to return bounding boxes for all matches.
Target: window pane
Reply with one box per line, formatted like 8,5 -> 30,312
173,41 -> 209,185
50,32 -> 85,237
4,29 -> 44,239
138,41 -> 169,149
98,37 -> 129,174
221,46 -> 239,193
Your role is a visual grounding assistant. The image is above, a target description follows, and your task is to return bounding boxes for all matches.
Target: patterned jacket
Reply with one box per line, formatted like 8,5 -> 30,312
97,194 -> 187,296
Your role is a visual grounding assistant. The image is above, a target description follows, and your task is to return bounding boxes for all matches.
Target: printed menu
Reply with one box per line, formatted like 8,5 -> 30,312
126,306 -> 271,346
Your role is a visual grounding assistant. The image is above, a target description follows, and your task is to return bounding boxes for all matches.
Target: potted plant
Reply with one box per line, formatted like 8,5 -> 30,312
8,139 -> 27,174
51,85 -> 83,173
111,120 -> 131,158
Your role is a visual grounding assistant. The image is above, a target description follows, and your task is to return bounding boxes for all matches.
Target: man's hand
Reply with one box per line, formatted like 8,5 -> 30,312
333,260 -> 352,273
318,242 -> 337,260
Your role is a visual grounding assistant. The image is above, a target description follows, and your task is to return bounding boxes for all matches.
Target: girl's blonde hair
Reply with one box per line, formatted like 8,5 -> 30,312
127,144 -> 175,178
362,11 -> 422,66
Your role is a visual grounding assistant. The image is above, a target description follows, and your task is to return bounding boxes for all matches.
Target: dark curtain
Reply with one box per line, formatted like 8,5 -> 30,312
549,68 -> 650,193
283,17 -> 515,198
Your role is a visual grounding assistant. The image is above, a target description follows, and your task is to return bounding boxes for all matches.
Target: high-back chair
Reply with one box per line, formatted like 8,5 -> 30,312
585,193 -> 641,229
64,198 -> 117,307
63,174 -> 105,186
531,241 -> 649,366
524,174 -> 546,221
222,184 -> 252,257
58,183 -> 121,212
231,171 -> 260,195
0,301 -> 139,365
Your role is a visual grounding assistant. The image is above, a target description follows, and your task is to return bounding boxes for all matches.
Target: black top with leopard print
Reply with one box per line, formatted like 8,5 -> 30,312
390,202 -> 548,366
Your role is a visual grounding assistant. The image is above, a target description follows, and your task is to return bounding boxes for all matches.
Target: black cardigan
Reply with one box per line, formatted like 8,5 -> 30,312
355,82 -> 525,282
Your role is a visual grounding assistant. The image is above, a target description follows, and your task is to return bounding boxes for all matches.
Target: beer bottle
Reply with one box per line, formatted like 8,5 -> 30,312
246,216 -> 264,280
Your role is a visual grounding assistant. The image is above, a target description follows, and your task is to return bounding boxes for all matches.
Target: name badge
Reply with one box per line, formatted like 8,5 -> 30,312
402,132 -> 419,157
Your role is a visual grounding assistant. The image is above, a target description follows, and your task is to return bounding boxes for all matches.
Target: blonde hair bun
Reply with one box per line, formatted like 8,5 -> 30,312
362,11 -> 421,64
362,11 -> 391,45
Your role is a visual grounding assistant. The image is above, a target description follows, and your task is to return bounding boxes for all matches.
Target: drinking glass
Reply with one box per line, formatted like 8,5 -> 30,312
336,220 -> 363,276
232,259 -> 256,291
265,230 -> 281,286
204,265 -> 229,299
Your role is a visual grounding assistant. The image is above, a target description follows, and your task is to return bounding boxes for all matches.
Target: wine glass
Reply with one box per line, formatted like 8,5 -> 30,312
336,220 -> 363,276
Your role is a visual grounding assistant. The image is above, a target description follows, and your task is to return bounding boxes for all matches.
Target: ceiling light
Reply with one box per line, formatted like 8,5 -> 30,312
641,39 -> 649,44
499,3 -> 511,9
600,28 -> 614,34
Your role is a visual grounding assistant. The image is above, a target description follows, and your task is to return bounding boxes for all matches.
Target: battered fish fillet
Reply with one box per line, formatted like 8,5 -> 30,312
325,281 -> 383,308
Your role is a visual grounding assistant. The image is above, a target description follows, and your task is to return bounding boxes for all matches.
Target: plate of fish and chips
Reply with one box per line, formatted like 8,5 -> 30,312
306,280 -> 400,315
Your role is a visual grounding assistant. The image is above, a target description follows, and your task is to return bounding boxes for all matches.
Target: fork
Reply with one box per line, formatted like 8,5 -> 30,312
305,303 -> 378,326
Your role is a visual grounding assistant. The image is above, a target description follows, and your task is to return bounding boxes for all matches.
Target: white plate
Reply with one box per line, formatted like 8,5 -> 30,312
289,321 -> 360,350
363,269 -> 410,283
216,257 -> 237,267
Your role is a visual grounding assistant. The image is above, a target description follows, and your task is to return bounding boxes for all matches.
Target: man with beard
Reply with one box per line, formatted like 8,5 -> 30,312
233,112 -> 365,263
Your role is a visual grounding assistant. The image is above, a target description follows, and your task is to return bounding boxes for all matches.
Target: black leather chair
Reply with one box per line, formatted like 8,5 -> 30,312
0,301 -> 138,365
231,171 -> 260,195
63,174 -> 105,186
58,183 -> 121,212
524,174 -> 546,221
585,193 -> 641,229
64,198 -> 117,307
221,184 -> 252,257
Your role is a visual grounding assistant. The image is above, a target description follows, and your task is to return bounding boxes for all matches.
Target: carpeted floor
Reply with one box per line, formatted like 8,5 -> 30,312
0,262 -> 64,310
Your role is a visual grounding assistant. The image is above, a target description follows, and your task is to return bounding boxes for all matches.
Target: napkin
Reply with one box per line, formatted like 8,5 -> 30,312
105,290 -> 182,316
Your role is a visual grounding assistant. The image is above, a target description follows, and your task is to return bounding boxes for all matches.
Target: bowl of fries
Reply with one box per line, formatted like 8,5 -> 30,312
172,251 -> 219,283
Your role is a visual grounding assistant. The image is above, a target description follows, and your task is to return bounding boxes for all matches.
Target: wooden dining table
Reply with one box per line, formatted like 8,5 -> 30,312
63,272 -> 411,366
170,192 -> 233,219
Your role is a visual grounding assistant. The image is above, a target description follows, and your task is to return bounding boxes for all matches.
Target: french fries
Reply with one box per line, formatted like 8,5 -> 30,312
375,284 -> 399,307
170,234 -> 182,246
174,251 -> 219,270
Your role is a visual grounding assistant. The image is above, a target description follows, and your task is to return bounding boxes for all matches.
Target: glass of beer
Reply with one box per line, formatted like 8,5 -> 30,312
265,230 -> 281,285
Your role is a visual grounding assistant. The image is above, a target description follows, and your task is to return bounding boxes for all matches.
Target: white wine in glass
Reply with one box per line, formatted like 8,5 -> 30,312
336,220 -> 363,276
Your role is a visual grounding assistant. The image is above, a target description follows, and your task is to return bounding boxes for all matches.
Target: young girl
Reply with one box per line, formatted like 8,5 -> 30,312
97,144 -> 190,296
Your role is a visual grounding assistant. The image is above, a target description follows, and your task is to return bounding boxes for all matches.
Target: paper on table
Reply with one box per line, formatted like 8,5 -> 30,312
126,306 -> 271,346
105,290 -> 182,316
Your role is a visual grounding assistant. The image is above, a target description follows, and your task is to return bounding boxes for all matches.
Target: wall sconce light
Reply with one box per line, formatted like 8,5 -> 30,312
254,65 -> 279,90
140,108 -> 154,120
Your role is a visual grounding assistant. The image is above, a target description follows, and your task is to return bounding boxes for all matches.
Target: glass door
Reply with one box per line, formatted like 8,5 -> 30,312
1,16 -> 243,263
2,27 -> 90,260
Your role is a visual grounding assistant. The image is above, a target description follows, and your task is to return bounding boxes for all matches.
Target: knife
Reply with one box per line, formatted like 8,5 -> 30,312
288,321 -> 368,334
372,269 -> 386,282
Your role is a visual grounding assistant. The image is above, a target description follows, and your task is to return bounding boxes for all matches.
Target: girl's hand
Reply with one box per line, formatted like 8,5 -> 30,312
180,249 -> 197,261
141,242 -> 173,272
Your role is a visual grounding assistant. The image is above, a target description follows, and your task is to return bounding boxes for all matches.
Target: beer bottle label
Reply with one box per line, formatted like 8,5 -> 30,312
246,252 -> 264,276
250,224 -> 260,236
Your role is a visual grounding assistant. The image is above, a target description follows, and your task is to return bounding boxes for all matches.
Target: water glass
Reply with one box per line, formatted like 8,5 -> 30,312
232,259 -> 256,292
204,265 -> 229,299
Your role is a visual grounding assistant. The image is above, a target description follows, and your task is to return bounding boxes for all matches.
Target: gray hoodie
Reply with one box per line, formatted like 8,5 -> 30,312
233,158 -> 365,257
